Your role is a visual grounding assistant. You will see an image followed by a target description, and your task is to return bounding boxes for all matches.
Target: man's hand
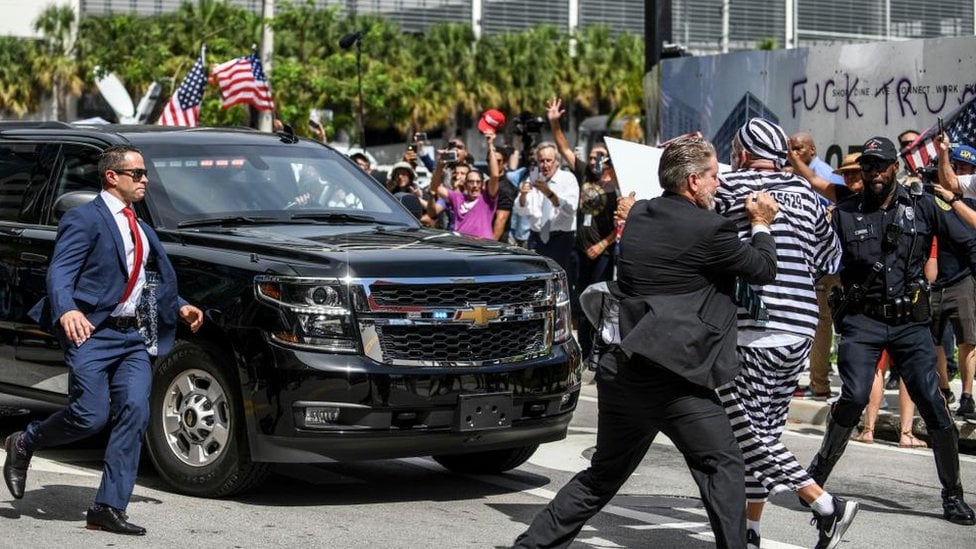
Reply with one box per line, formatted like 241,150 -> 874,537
546,97 -> 564,123
60,310 -> 94,346
519,181 -> 532,195
615,191 -> 636,221
533,179 -> 552,197
485,131 -> 496,147
745,192 -> 779,226
180,304 -> 204,333
936,132 -> 950,153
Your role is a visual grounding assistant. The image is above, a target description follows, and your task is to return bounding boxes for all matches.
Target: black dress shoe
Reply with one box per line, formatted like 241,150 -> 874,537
3,430 -> 32,499
86,505 -> 147,535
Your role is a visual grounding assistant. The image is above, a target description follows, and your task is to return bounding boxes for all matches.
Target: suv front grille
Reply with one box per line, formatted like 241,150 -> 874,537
356,276 -> 554,366
368,280 -> 546,308
378,320 -> 546,363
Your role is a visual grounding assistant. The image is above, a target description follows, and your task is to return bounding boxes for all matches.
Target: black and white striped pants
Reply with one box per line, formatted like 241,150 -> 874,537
718,339 -> 816,502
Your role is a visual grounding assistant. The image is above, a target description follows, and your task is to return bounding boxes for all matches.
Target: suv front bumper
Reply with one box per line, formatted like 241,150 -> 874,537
245,338 -> 582,463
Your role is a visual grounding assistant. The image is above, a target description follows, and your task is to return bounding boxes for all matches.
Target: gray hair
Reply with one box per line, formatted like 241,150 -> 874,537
658,136 -> 715,193
534,141 -> 560,165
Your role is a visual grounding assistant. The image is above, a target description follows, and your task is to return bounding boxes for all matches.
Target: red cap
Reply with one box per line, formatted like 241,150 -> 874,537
478,109 -> 506,134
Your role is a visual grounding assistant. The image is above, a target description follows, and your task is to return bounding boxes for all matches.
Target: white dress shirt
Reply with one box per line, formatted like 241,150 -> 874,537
101,190 -> 149,317
513,169 -> 579,240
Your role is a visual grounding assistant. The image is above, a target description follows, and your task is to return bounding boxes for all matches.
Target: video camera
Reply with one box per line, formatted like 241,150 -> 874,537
514,113 -> 545,136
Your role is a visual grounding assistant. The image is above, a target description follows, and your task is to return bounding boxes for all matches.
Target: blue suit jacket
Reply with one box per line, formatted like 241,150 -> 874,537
29,195 -> 187,357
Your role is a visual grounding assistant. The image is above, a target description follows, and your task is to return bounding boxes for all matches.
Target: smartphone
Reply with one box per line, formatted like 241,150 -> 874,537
938,116 -> 944,137
414,132 -> 428,142
529,167 -> 541,183
440,150 -> 458,163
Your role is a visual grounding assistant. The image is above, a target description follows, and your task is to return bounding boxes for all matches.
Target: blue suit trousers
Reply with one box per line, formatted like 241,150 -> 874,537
23,325 -> 151,511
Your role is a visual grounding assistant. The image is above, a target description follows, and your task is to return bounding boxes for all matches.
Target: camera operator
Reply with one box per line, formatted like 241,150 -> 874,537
547,97 -> 619,362
513,141 -> 579,283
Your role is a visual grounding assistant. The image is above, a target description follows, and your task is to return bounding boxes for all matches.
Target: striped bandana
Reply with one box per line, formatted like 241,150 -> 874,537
737,118 -> 789,169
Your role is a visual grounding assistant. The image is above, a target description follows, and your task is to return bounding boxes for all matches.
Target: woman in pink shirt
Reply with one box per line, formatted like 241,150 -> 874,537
429,133 -> 501,239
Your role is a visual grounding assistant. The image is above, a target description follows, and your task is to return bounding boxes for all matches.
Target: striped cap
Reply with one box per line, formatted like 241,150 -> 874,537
737,118 -> 789,168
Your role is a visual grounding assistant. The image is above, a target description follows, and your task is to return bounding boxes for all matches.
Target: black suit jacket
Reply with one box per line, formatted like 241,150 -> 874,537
615,192 -> 777,388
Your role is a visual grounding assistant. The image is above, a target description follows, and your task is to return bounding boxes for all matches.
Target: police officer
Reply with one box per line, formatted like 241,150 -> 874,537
807,136 -> 976,526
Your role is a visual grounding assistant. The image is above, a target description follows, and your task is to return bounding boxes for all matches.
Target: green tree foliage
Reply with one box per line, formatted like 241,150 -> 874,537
1,0 -> 645,141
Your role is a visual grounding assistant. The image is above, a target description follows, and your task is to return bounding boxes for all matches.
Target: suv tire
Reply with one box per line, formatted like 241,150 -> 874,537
145,341 -> 269,497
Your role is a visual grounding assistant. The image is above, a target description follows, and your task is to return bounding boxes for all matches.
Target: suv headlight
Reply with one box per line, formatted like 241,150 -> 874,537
255,276 -> 358,352
553,270 -> 573,343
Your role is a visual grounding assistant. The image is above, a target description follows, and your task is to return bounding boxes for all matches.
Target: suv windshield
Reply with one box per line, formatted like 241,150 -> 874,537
138,142 -> 417,229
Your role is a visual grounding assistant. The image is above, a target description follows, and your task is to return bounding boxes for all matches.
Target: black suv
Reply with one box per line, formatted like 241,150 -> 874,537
0,123 -> 581,497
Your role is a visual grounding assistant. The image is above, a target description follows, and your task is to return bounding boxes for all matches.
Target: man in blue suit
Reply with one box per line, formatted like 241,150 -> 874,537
3,145 -> 203,535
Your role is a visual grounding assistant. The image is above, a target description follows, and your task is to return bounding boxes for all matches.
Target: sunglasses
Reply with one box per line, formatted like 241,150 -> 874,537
113,168 -> 149,180
899,141 -> 914,148
859,159 -> 893,172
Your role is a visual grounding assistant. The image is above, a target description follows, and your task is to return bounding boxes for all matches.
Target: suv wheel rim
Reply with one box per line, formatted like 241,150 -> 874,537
161,368 -> 230,467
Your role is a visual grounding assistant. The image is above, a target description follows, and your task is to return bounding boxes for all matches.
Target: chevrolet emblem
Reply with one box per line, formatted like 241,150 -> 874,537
454,303 -> 501,327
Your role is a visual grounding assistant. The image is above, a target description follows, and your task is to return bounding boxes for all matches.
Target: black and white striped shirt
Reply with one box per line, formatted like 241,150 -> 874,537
716,170 -> 841,339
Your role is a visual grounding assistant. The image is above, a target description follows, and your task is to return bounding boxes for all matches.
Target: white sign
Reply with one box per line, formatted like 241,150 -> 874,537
605,137 -> 663,200
606,137 -> 733,201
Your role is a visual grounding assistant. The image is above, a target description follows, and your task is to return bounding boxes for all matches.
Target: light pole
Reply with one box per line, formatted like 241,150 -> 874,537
340,30 -> 366,150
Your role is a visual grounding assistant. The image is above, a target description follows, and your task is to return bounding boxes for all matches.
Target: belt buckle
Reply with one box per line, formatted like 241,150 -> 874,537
882,303 -> 897,319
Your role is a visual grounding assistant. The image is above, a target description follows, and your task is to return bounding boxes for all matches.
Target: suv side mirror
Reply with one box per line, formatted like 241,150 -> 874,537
52,191 -> 98,223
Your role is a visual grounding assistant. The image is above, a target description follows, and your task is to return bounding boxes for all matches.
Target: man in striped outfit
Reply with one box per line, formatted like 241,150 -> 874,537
714,118 -> 855,549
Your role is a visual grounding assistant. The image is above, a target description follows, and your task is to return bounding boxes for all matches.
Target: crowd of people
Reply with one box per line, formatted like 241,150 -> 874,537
378,110 -> 972,548
330,104 -> 976,547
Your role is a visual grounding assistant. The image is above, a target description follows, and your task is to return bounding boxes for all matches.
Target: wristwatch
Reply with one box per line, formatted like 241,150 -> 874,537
949,194 -> 962,205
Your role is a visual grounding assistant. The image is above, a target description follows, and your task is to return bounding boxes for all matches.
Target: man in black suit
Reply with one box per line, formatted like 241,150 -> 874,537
513,136 -> 779,548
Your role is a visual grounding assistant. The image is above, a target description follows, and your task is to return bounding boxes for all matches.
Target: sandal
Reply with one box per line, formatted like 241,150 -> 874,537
852,427 -> 874,444
899,431 -> 928,448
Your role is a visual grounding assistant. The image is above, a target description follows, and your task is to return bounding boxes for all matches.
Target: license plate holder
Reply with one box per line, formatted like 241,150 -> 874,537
456,393 -> 514,432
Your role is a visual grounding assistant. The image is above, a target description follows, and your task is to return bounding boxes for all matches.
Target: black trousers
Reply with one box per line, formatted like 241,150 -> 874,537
513,351 -> 746,549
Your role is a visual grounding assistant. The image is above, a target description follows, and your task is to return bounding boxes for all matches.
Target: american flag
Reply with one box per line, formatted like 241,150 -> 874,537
212,52 -> 274,111
903,95 -> 976,172
157,48 -> 208,127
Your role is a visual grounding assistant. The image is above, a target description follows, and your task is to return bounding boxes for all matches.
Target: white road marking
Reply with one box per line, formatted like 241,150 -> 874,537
401,456 -> 807,549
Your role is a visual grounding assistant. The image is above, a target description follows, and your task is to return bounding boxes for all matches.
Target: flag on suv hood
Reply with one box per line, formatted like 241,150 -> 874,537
903,95 -> 976,172
158,46 -> 207,127
213,51 -> 274,111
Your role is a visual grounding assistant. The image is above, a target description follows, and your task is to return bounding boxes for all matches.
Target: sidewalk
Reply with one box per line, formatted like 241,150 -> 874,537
788,368 -> 976,449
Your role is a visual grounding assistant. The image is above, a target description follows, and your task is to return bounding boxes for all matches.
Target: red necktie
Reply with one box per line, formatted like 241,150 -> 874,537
119,206 -> 143,304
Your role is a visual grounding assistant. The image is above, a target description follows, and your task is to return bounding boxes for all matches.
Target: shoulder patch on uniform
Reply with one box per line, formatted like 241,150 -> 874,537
935,196 -> 952,211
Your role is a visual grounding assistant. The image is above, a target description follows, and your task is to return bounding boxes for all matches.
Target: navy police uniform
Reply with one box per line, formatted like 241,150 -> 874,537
808,147 -> 976,525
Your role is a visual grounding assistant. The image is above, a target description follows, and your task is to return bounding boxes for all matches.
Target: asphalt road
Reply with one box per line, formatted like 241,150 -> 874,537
1,386 -> 974,548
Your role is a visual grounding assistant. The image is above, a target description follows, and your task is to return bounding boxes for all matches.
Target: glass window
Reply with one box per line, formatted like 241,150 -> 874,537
0,142 -> 58,224
48,144 -> 103,226
138,143 -> 417,229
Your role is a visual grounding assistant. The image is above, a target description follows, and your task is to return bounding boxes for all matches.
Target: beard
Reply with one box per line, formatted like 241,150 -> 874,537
695,185 -> 716,210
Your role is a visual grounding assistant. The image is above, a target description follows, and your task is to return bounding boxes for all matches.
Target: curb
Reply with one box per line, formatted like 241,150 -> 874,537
787,375 -> 976,450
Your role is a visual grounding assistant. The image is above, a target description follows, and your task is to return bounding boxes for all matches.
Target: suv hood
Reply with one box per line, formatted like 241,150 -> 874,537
166,225 -> 556,278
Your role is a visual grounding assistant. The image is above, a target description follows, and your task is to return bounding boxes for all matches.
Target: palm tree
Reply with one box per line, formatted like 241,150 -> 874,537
0,37 -> 45,117
33,4 -> 85,120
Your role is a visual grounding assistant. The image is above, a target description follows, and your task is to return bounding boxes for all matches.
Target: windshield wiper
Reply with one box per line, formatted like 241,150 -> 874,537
177,215 -> 281,228
289,212 -> 407,225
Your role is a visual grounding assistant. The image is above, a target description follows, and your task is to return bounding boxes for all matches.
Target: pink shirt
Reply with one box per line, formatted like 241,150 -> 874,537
447,190 -> 497,239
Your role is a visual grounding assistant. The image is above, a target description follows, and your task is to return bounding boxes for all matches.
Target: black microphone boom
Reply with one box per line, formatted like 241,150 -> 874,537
339,30 -> 364,50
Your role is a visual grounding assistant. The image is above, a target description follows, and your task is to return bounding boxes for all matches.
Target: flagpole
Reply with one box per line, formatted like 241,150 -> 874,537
258,0 -> 275,132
